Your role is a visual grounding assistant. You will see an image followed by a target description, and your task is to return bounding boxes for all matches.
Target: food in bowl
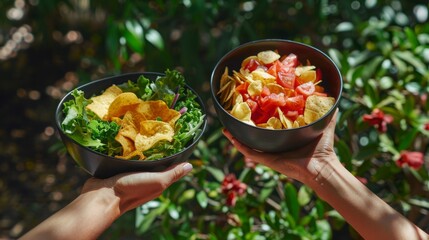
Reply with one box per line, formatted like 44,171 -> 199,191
210,39 -> 342,152
217,49 -> 335,130
60,69 -> 205,161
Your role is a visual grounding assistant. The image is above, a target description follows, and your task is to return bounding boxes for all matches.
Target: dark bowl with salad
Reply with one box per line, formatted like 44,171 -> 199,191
56,71 -> 207,178
210,39 -> 342,152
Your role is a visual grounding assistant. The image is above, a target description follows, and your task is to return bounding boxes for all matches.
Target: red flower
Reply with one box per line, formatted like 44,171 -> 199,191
396,151 -> 424,170
424,123 -> 429,131
221,174 -> 247,207
362,108 -> 393,133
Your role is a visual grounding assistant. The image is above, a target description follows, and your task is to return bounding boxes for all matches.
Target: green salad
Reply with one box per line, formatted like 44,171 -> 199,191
61,70 -> 205,160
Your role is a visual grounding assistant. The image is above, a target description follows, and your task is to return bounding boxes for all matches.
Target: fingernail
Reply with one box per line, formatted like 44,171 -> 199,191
182,162 -> 193,174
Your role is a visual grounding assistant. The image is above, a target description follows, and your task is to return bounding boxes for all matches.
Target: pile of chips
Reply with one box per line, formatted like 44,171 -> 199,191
86,85 -> 181,160
217,50 -> 335,129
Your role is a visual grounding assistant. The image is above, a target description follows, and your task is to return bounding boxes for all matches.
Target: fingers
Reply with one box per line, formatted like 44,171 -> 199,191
159,162 -> 193,188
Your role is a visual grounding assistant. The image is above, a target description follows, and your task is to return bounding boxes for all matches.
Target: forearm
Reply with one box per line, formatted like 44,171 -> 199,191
309,158 -> 428,240
20,187 -> 120,240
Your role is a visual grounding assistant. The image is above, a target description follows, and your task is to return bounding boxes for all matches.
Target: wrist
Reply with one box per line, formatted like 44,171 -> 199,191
305,153 -> 342,199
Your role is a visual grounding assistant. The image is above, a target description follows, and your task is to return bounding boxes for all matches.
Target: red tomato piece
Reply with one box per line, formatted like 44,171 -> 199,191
236,82 -> 249,95
260,86 -> 271,97
260,93 -> 286,112
285,110 -> 299,121
246,98 -> 258,113
296,82 -> 315,97
244,59 -> 261,72
277,71 -> 296,89
284,95 -> 305,112
281,53 -> 298,68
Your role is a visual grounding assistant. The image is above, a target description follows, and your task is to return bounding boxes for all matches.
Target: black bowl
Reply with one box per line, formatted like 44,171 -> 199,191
210,39 -> 342,152
56,72 -> 207,178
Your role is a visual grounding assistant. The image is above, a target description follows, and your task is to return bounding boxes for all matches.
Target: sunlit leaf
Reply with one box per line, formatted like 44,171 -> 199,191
146,28 -> 164,50
123,20 -> 145,53
196,190 -> 208,208
284,183 -> 299,224
335,22 -> 354,32
393,50 -> 427,75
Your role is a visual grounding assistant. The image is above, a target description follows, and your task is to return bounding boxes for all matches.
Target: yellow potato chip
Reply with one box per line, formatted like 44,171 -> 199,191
231,102 -> 255,126
248,80 -> 263,97
135,120 -> 175,152
295,66 -> 316,76
134,100 -> 181,127
277,108 -> 293,129
86,85 -> 123,119
115,134 -> 136,157
257,50 -> 280,64
266,83 -> 285,94
304,95 -> 335,124
105,92 -> 142,120
267,117 -> 283,129
251,69 -> 276,84
297,70 -> 316,84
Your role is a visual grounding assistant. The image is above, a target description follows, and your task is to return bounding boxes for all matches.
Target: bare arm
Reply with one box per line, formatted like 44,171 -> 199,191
20,162 -> 193,240
223,110 -> 428,240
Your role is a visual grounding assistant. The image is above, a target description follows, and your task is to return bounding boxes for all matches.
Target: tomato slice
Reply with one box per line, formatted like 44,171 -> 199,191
244,59 -> 261,72
296,82 -> 315,97
277,71 -> 296,89
284,95 -> 305,112
246,98 -> 258,113
260,93 -> 286,112
236,82 -> 249,95
285,110 -> 299,121
260,86 -> 271,97
281,53 -> 298,68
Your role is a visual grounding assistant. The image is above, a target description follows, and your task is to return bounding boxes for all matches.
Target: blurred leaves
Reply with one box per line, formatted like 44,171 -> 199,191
1,0 -> 429,239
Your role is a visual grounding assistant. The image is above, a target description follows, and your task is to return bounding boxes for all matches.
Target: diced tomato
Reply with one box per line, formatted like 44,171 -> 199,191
266,60 -> 283,77
246,98 -> 258,113
281,53 -> 298,68
285,110 -> 299,121
241,93 -> 250,101
284,95 -> 305,112
259,93 -> 286,112
260,86 -> 271,97
236,82 -> 249,95
251,108 -> 272,124
296,82 -> 315,97
315,85 -> 325,93
244,59 -> 261,72
277,71 -> 296,89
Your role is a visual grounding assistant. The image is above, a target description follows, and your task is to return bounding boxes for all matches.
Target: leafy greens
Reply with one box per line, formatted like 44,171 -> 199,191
61,69 -> 205,160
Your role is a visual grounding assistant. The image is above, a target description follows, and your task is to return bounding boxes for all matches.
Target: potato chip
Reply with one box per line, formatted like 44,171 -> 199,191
248,80 -> 263,97
277,107 -> 293,129
266,117 -> 283,129
135,100 -> 181,127
134,120 -> 175,152
266,83 -> 285,94
257,50 -> 280,64
295,66 -> 316,76
231,102 -> 255,126
86,85 -> 123,119
297,70 -> 316,84
251,69 -> 276,84
241,55 -> 258,69
105,92 -> 142,120
304,95 -> 335,124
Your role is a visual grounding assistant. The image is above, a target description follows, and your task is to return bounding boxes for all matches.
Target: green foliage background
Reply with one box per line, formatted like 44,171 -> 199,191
0,0 -> 428,239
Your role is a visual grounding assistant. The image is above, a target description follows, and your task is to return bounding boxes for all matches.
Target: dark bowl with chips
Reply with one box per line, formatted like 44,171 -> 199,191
56,72 -> 207,178
210,39 -> 342,152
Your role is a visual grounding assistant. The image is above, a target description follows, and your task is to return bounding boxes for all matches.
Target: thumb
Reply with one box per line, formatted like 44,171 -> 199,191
161,162 -> 193,185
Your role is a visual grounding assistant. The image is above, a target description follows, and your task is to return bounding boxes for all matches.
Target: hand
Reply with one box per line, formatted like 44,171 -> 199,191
81,162 -> 193,214
222,109 -> 339,187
